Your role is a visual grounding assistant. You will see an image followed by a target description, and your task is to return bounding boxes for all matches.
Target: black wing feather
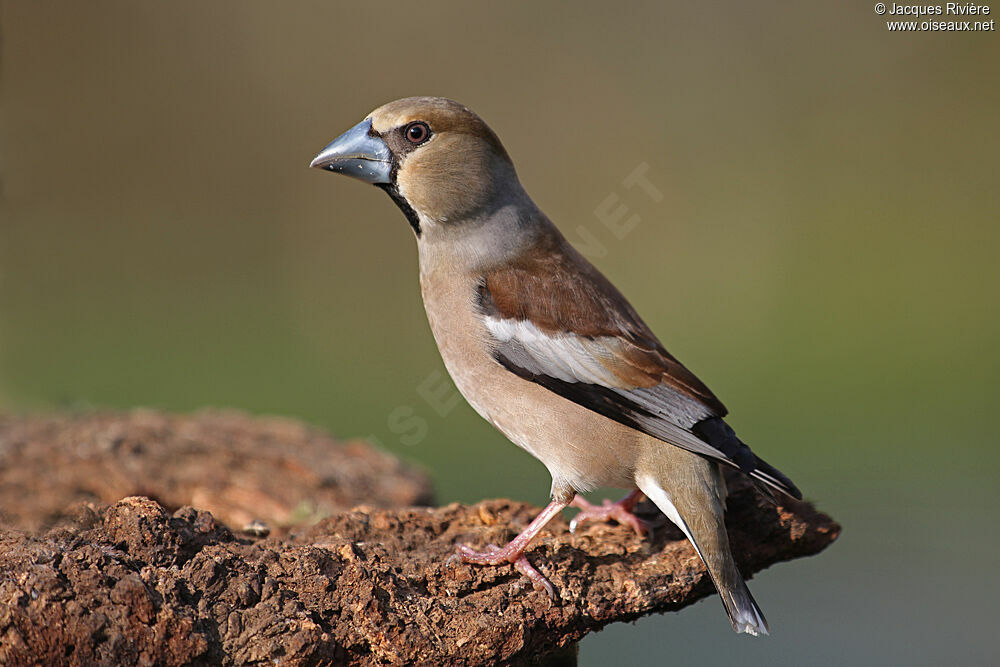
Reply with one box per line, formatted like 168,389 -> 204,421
496,352 -> 802,500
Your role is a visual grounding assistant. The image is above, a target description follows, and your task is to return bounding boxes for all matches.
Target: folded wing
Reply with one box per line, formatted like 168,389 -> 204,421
476,235 -> 801,499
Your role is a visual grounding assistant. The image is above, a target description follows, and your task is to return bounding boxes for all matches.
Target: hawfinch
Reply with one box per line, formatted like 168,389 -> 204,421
311,97 -> 801,635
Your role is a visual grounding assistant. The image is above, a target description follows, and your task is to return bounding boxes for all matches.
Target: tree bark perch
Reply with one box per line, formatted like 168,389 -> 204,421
0,412 -> 839,665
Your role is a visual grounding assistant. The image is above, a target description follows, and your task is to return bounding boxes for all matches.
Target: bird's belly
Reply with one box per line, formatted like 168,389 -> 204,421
417,265 -> 638,492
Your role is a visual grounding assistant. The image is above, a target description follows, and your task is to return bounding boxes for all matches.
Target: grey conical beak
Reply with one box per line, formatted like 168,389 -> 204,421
310,118 -> 392,184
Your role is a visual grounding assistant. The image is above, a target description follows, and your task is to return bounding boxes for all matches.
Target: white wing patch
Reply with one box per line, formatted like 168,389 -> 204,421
482,313 -> 800,500
484,317 -> 628,387
484,316 -> 714,432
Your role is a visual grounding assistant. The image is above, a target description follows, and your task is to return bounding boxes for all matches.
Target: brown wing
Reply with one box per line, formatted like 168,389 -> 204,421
478,231 -> 726,416
475,231 -> 803,499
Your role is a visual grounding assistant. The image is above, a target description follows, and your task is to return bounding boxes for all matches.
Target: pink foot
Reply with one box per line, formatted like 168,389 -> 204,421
454,542 -> 556,600
569,490 -> 651,537
449,497 -> 570,601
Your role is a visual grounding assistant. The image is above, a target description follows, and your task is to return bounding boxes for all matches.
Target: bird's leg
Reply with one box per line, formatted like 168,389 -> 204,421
454,497 -> 571,600
569,488 -> 651,537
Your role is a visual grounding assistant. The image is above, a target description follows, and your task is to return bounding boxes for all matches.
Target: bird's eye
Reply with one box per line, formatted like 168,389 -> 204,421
405,121 -> 431,145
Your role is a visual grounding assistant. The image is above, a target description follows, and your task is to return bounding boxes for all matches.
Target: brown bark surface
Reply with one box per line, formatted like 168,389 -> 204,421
0,412 -> 839,665
0,411 -> 433,535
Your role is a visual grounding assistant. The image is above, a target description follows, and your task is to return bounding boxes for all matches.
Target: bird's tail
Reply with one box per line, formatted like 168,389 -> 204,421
713,565 -> 769,636
636,457 -> 770,636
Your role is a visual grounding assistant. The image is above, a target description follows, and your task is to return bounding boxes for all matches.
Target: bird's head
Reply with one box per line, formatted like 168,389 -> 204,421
310,97 -> 525,237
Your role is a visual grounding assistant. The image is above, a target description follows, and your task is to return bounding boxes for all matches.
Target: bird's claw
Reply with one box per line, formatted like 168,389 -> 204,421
512,554 -> 556,601
450,542 -> 557,601
570,496 -> 652,538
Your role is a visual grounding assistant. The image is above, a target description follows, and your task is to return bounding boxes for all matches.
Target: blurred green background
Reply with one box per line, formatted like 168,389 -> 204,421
2,2 -> 998,664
